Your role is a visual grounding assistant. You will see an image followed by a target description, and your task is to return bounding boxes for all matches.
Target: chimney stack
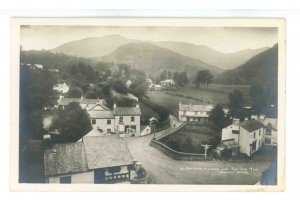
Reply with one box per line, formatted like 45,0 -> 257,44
113,103 -> 117,109
232,118 -> 240,133
136,103 -> 139,108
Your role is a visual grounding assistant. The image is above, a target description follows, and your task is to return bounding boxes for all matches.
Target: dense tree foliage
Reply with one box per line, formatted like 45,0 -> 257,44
228,89 -> 246,119
209,104 -> 230,130
194,70 -> 213,88
173,71 -> 188,86
20,66 -> 58,139
67,86 -> 83,98
52,102 -> 92,142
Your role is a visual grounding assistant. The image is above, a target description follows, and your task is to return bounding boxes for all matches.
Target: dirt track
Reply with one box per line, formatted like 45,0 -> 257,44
125,131 -> 276,185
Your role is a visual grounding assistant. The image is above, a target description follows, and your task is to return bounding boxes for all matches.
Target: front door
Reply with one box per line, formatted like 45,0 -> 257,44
94,168 -> 106,184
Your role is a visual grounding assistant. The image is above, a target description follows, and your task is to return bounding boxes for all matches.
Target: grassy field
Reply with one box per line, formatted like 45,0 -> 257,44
147,84 -> 252,114
160,128 -> 216,154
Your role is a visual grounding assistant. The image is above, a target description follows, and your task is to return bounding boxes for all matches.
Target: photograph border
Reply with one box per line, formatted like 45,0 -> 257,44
10,17 -> 286,192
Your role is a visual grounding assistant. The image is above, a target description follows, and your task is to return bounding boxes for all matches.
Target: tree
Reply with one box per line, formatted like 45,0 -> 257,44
159,70 -> 168,81
173,71 -> 189,87
130,70 -> 148,98
228,89 -> 245,119
195,70 -> 213,88
20,66 -> 57,139
249,84 -> 264,99
249,84 -> 266,114
67,87 -> 83,98
209,104 -> 228,130
54,102 -> 92,142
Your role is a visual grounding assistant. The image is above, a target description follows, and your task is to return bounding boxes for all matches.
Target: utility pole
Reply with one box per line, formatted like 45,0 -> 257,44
201,144 -> 212,160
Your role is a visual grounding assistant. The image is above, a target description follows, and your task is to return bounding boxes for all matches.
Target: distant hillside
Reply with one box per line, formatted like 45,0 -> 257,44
49,35 -> 268,70
97,42 -> 221,77
154,41 -> 268,70
21,50 -> 97,72
216,44 -> 278,85
51,35 -> 138,58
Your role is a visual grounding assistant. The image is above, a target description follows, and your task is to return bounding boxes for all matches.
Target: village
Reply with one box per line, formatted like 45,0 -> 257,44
18,62 -> 277,185
18,25 -> 279,186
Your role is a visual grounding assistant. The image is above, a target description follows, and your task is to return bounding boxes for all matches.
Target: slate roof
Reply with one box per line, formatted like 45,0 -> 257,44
241,119 -> 265,132
113,107 -> 141,116
179,103 -> 213,112
222,139 -> 240,149
58,98 -> 107,106
263,118 -> 278,131
44,135 -> 134,176
88,110 -> 114,119
44,143 -> 88,176
83,135 -> 133,169
58,98 -> 81,106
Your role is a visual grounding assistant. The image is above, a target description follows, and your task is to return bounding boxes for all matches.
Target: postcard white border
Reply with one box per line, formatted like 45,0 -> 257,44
10,17 -> 286,192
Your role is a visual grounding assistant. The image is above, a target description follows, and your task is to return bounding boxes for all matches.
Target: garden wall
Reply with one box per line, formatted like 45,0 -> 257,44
150,139 -> 210,161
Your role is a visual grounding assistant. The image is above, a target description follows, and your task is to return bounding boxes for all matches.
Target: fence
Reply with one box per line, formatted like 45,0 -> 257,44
153,121 -> 186,140
150,139 -> 208,161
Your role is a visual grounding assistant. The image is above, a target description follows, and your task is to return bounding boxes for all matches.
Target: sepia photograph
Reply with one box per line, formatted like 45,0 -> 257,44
10,18 -> 285,191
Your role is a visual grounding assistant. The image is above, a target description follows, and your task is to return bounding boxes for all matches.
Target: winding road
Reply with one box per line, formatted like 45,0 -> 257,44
125,127 -> 276,185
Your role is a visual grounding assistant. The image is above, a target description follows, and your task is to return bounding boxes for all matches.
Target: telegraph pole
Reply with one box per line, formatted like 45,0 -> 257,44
201,144 -> 212,160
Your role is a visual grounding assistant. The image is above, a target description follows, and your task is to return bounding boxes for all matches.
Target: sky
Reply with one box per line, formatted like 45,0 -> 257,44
21,25 -> 278,53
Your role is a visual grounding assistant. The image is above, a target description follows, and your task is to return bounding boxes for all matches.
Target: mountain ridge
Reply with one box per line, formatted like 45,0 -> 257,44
50,35 -> 270,70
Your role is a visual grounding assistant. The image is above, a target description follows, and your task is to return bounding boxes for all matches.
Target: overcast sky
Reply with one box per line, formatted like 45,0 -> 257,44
21,26 -> 278,53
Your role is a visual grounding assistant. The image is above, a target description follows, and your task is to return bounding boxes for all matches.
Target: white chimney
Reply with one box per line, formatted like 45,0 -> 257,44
251,115 -> 258,120
136,103 -> 139,108
232,118 -> 240,133
260,114 -> 266,120
80,95 -> 84,101
113,103 -> 117,109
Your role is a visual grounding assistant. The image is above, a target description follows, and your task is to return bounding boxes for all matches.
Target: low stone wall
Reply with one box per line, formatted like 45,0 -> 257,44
150,139 -> 208,161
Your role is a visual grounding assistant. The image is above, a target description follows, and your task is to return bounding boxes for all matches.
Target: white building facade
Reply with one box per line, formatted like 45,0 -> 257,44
178,101 -> 213,123
221,119 -> 265,157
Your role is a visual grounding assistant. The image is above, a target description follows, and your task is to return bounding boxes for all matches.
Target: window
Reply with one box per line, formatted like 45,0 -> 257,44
131,116 -> 135,122
119,116 -> 123,123
259,130 -> 261,136
92,119 -> 96,124
107,119 -> 111,125
195,111 -> 198,115
266,126 -> 272,135
60,176 -> 71,184
253,132 -> 256,139
265,138 -> 271,144
107,129 -> 111,133
259,140 -> 261,146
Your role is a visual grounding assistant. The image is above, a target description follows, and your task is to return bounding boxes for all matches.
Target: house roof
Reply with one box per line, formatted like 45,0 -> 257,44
58,98 -> 81,106
263,118 -> 278,131
241,119 -> 265,132
83,135 -> 133,169
88,110 -> 114,119
44,143 -> 88,176
58,98 -> 107,107
113,107 -> 141,116
221,139 -> 240,149
44,135 -> 134,176
179,103 -> 213,112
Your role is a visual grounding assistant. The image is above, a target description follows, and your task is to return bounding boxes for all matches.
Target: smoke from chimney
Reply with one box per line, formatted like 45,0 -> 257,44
43,116 -> 53,131
110,89 -> 138,102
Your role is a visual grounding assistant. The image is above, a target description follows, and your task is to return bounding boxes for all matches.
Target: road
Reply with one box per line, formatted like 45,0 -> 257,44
125,131 -> 276,185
